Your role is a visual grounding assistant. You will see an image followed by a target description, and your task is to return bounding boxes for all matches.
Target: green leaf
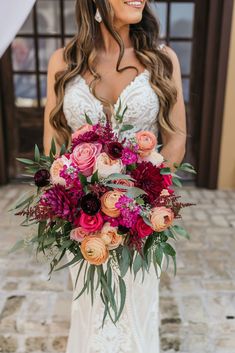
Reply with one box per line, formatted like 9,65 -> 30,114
116,276 -> 126,321
50,138 -> 56,156
172,255 -> 177,276
160,167 -> 171,175
16,158 -> 35,165
171,225 -> 190,239
54,253 -> 82,271
155,245 -> 163,268
133,253 -> 143,278
160,242 -> 176,257
85,113 -> 93,125
34,145 -> 40,163
126,186 -> 147,198
78,173 -> 88,186
120,124 -> 134,133
60,144 -> 67,156
75,260 -> 85,288
143,235 -> 154,258
7,239 -> 25,254
91,170 -> 99,184
105,173 -> 135,182
142,216 -> 152,228
172,177 -> 182,187
119,246 -> 131,277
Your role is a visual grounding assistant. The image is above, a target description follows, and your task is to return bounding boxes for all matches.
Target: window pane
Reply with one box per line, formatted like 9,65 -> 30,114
40,75 -> 47,106
37,0 -> 61,34
65,0 -> 77,35
14,75 -> 38,107
19,12 -> 34,34
38,38 -> 61,71
12,38 -> 35,71
182,78 -> 190,103
149,2 -> 167,38
170,3 -> 195,38
170,41 -> 192,75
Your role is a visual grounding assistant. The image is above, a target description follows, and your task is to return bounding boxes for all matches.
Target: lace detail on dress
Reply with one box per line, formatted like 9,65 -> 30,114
63,69 -> 160,136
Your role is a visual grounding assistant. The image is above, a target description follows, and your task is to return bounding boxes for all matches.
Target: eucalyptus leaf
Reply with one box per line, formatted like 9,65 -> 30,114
160,242 -> 176,257
34,145 -> 40,163
171,225 -> 190,239
85,113 -> 93,125
120,124 -> 134,133
16,158 -> 35,165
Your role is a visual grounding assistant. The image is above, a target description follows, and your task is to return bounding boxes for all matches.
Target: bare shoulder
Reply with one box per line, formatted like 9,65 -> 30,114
160,45 -> 179,65
48,48 -> 67,75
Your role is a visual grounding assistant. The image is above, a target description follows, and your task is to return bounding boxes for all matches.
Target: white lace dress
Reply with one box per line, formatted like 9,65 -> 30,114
63,45 -> 165,353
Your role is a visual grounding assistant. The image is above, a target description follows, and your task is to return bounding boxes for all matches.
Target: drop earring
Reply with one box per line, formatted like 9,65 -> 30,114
95,8 -> 102,23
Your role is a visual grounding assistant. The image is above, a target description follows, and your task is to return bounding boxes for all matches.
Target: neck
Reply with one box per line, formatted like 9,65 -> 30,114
99,22 -> 132,54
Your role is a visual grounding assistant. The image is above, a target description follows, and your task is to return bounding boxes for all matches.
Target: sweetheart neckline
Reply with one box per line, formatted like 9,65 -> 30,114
76,69 -> 150,113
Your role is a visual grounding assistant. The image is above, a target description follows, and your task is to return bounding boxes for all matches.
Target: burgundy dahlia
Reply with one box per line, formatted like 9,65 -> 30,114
71,131 -> 99,151
40,184 -> 81,222
34,169 -> 50,187
105,141 -> 123,159
80,193 -> 101,215
131,162 -> 166,203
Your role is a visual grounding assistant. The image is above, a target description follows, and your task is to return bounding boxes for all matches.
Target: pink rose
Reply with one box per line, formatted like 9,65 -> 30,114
70,227 -> 91,242
72,142 -> 102,177
79,211 -> 104,233
72,124 -> 93,140
135,217 -> 153,238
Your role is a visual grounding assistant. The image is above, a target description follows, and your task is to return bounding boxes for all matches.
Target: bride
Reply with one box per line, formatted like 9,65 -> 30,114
43,0 -> 186,352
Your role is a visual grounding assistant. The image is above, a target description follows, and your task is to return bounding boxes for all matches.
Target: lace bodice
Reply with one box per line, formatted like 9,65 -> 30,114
63,45 -> 166,136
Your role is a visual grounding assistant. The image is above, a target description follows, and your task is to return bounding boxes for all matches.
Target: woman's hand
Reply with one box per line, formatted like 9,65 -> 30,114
159,46 -> 187,171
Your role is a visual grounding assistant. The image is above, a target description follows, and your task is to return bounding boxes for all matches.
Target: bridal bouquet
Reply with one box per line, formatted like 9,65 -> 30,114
11,108 -> 195,325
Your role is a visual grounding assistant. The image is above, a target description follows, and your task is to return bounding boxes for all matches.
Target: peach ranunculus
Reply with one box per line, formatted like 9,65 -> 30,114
50,155 -> 70,186
139,150 -> 164,167
72,124 -> 93,140
70,227 -> 94,242
72,142 -> 102,177
150,206 -> 174,232
113,179 -> 134,192
100,191 -> 123,218
101,222 -> 123,250
136,131 -> 157,157
94,152 -> 123,179
80,236 -> 109,265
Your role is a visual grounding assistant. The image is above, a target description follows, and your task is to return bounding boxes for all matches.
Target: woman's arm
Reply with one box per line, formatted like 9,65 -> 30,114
43,48 -> 67,156
160,46 -> 187,169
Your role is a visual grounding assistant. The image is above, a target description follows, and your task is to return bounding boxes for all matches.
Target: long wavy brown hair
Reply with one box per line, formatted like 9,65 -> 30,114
50,0 -> 178,148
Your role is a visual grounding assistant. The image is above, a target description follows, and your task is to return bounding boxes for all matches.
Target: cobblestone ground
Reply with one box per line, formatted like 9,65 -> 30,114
0,183 -> 235,353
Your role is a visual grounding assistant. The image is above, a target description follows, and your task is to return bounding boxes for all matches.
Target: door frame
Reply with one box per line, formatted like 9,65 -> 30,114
196,0 -> 234,188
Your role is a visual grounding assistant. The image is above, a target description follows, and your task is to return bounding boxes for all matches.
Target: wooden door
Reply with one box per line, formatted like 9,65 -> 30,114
0,0 -> 210,182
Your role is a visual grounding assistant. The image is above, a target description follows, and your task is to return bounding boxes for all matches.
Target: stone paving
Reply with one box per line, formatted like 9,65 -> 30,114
0,183 -> 235,353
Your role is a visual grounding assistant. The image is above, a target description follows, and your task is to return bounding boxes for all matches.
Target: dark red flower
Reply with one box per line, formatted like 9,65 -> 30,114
105,142 -> 124,159
135,217 -> 153,238
34,169 -> 50,187
80,193 -> 101,215
131,162 -> 166,203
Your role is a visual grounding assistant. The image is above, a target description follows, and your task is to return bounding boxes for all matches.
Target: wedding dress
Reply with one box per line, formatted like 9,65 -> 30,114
63,44 -> 165,353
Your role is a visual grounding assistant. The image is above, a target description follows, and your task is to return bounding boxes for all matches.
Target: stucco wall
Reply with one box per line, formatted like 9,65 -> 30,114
218,1 -> 235,189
